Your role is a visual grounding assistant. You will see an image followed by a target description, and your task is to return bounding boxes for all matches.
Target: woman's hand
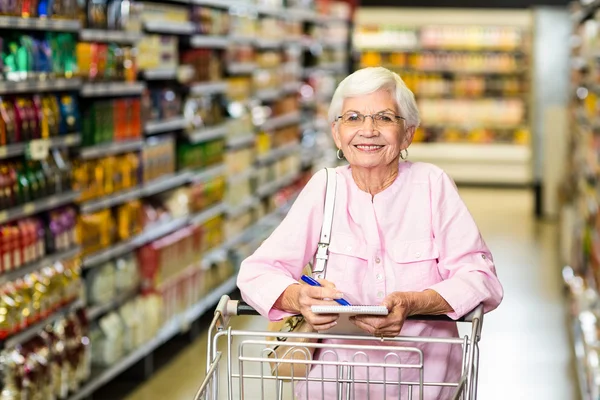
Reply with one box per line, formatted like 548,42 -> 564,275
351,292 -> 412,337
276,279 -> 344,331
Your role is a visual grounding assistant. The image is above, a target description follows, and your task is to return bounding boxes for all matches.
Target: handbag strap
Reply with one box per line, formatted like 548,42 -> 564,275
313,168 -> 337,280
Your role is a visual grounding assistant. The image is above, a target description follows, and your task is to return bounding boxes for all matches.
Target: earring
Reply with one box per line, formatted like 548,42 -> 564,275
336,149 -> 345,160
400,149 -> 408,160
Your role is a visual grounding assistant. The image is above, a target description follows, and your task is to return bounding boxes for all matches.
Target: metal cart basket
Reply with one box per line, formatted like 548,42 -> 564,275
194,295 -> 484,400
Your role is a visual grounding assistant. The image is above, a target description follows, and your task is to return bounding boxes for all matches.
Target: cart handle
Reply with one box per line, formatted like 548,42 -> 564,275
217,296 -> 484,323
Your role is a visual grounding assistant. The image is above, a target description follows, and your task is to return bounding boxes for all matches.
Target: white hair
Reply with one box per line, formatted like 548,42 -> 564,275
328,67 -> 420,128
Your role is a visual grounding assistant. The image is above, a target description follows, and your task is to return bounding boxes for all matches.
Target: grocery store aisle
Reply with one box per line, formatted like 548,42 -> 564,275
123,188 -> 577,400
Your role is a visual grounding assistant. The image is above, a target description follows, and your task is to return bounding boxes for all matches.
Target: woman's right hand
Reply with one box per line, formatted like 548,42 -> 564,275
277,279 -> 343,331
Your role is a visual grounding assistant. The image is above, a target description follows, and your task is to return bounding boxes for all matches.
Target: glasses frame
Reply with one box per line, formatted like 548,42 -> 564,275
335,111 -> 406,127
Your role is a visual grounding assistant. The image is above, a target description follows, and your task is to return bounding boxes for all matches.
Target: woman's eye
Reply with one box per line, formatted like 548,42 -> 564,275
377,114 -> 394,122
347,114 -> 361,121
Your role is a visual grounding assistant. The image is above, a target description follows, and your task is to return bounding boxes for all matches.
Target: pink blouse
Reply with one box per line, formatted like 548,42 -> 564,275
237,161 -> 503,399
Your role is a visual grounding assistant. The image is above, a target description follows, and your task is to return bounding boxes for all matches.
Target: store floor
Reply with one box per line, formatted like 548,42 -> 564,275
122,188 -> 578,400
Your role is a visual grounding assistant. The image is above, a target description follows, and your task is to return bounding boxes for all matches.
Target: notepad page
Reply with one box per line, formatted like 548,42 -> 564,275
311,305 -> 389,315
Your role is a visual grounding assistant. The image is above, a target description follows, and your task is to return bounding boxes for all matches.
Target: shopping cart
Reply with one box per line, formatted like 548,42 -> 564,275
194,295 -> 484,400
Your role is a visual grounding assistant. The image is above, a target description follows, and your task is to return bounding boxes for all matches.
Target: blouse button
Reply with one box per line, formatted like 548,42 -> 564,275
377,291 -> 384,298
375,257 -> 381,264
376,273 -> 383,280
346,245 -> 352,251
481,254 -> 486,260
415,252 -> 422,259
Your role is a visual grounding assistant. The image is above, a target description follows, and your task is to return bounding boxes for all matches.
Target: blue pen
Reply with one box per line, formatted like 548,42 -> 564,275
301,275 -> 352,306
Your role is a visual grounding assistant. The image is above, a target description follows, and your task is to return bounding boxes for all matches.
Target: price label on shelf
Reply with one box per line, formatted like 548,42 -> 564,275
27,139 -> 50,160
0,211 -> 7,223
23,203 -> 35,214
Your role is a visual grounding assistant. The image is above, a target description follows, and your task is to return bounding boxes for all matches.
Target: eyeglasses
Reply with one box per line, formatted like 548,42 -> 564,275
336,111 -> 406,127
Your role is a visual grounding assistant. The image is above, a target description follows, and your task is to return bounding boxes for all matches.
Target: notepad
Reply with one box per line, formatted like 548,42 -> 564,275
311,305 -> 389,316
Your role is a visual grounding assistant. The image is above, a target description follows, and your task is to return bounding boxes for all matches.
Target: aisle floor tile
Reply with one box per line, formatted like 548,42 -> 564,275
123,188 -> 577,400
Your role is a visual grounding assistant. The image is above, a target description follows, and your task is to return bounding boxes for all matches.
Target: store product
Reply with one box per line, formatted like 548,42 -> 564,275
76,209 -> 113,255
141,135 -> 175,183
181,48 -> 222,83
177,139 -> 224,171
136,35 -> 178,71
76,43 -> 137,82
418,98 -> 526,126
0,95 -> 79,146
192,6 -> 230,35
188,176 -> 225,213
183,92 -> 225,131
141,87 -> 182,123
1,33 -> 77,81
73,152 -> 141,202
0,257 -> 82,338
0,310 -> 90,400
82,98 -> 141,146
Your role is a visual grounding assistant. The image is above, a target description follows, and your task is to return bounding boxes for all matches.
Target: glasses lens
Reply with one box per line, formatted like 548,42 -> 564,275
374,112 -> 398,126
342,112 -> 363,125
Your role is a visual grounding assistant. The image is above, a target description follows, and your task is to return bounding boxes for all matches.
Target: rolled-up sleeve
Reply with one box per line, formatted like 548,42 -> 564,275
427,172 -> 504,320
237,170 -> 327,321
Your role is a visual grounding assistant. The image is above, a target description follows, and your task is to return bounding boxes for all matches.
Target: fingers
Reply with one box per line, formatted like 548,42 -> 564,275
302,285 -> 343,301
316,278 -> 337,289
307,314 -> 339,330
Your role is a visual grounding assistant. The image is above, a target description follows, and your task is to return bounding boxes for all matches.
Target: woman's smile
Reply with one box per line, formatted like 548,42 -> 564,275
354,144 -> 385,153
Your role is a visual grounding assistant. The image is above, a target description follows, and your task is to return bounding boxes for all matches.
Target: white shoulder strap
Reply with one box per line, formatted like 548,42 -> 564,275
313,168 -> 337,279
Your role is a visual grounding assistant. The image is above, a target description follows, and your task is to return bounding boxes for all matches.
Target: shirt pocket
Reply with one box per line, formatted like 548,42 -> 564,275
325,233 -> 368,287
391,238 -> 440,290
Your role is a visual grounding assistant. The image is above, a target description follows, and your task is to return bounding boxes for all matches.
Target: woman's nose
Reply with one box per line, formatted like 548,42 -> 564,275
360,117 -> 379,136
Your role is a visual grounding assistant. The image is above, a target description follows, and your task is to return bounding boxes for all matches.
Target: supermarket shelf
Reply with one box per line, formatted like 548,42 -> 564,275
190,202 -> 226,226
376,65 -> 528,76
228,62 -> 257,75
83,215 -> 190,269
255,87 -> 283,102
256,5 -> 284,18
80,29 -> 142,44
79,139 -> 144,160
0,78 -> 81,95
256,171 -> 300,198
409,143 -> 532,185
0,191 -> 79,225
0,16 -> 80,31
570,311 -> 594,400
142,68 -> 178,80
190,163 -> 226,184
67,275 -> 238,400
191,0 -> 239,7
225,196 -> 259,219
260,111 -> 301,131
145,116 -> 188,135
190,35 -> 230,48
422,122 -> 526,130
255,38 -> 283,49
0,133 -> 81,160
143,20 -> 196,35
186,123 -> 229,144
304,63 -> 346,76
3,299 -> 85,349
0,246 -> 81,286
141,171 -> 194,197
256,142 -> 301,165
226,133 -> 255,150
189,81 -> 228,95
80,82 -> 146,97
87,288 -> 139,321
228,168 -> 256,184
80,186 -> 143,214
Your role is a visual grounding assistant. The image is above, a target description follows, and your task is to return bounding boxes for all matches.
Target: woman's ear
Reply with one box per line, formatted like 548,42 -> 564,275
331,122 -> 343,149
402,126 -> 417,148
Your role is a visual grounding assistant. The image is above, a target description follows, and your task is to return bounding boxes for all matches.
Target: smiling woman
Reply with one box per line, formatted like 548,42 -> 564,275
237,67 -> 503,400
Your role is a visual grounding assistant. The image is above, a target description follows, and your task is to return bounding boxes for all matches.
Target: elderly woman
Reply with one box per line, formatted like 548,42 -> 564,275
237,67 -> 503,399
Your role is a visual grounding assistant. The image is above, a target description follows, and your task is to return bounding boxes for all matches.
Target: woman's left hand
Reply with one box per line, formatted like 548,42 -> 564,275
351,292 -> 412,337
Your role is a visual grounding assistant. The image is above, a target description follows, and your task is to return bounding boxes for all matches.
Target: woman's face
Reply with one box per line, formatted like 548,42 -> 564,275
331,89 -> 415,170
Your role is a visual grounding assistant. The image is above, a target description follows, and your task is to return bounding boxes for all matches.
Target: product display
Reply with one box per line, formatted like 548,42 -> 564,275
76,43 -> 137,82
1,33 -> 78,80
0,310 -> 90,400
354,18 -> 532,185
0,153 -> 73,209
0,0 -> 352,397
0,94 -> 80,145
0,257 -> 82,338
82,98 -> 141,146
